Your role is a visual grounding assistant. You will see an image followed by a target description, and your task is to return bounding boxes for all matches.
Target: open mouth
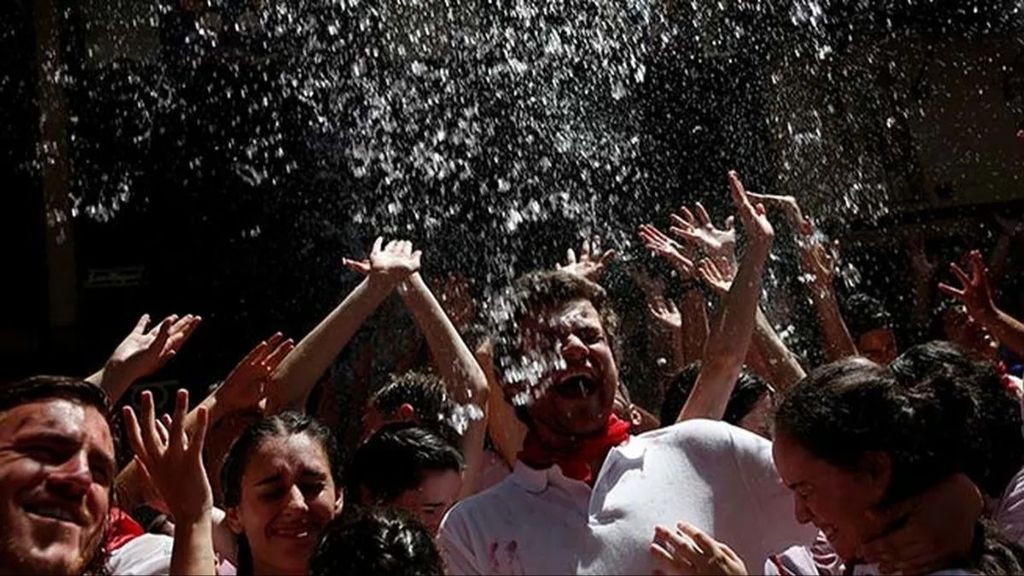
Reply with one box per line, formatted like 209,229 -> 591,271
551,374 -> 599,399
269,519 -> 318,540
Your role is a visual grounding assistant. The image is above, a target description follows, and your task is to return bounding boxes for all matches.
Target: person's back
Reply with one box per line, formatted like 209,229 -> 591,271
309,506 -> 443,576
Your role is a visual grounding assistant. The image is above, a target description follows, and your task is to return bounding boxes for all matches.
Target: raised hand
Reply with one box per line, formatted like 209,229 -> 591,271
669,202 -> 737,265
638,224 -> 696,278
799,225 -> 840,287
697,257 -> 735,297
651,522 -> 748,576
633,270 -> 683,333
218,333 -> 294,416
744,191 -> 813,235
728,171 -> 774,250
905,233 -> 937,282
342,237 -> 422,283
938,250 -> 997,321
111,314 -> 201,380
124,390 -> 212,524
556,235 -> 617,282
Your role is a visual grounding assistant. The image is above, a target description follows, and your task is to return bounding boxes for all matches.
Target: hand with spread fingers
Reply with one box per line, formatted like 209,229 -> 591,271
634,270 -> 682,333
744,191 -> 813,235
343,237 -> 423,284
556,234 -> 617,282
650,522 -> 747,576
938,250 -> 997,323
669,202 -> 737,265
90,314 -> 202,402
638,224 -> 696,278
697,256 -> 735,297
218,333 -> 295,416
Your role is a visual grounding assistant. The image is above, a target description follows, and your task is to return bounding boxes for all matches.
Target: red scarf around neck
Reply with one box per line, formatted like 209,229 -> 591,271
517,414 -> 631,485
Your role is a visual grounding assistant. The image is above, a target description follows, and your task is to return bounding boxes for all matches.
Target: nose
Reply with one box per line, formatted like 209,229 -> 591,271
561,333 -> 589,361
47,452 -> 92,499
794,495 -> 813,525
281,485 -> 310,515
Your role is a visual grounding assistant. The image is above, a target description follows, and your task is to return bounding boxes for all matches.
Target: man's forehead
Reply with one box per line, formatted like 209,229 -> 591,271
0,399 -> 112,445
525,299 -> 602,328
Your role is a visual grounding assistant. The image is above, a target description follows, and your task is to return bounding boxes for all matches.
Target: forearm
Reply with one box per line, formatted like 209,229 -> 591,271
85,366 -> 136,404
808,282 -> 858,361
979,307 -> 1024,359
170,512 -> 217,576
268,277 -> 394,412
679,287 -> 709,364
680,247 -> 768,422
752,307 -> 806,391
477,344 -> 526,468
400,273 -> 488,407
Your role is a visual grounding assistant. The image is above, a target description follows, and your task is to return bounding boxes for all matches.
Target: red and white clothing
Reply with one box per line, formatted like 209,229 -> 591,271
438,419 -> 816,575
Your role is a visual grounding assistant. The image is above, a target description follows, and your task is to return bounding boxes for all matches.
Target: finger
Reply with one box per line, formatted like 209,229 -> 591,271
149,317 -> 174,355
599,249 -> 616,265
170,389 -> 188,449
156,415 -> 171,446
728,170 -> 751,209
263,332 -> 284,354
669,213 -> 694,231
371,236 -> 383,254
187,406 -> 210,460
566,248 -> 577,265
263,339 -> 295,372
937,283 -> 965,298
411,250 -> 422,268
724,215 -> 735,231
968,250 -> 986,280
668,227 -> 699,244
677,522 -> 718,557
949,263 -> 971,287
133,314 -> 151,335
123,406 -> 147,460
678,206 -> 696,225
342,258 -> 371,275
139,391 -> 163,457
694,202 -> 712,227
650,542 -> 692,573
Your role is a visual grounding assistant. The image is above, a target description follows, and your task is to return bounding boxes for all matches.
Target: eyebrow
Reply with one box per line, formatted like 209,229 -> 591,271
255,468 -> 328,487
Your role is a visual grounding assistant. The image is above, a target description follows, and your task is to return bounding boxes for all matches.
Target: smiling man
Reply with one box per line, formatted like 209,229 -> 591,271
0,376 -> 115,576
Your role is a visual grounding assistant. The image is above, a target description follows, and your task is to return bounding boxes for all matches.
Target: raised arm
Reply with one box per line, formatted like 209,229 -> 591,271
266,237 -> 417,412
678,171 -> 774,423
799,230 -> 859,361
697,257 -> 805,391
939,249 -> 1024,359
637,222 -> 708,364
86,314 -> 202,403
555,234 -> 616,283
399,266 -> 490,498
124,390 -> 216,576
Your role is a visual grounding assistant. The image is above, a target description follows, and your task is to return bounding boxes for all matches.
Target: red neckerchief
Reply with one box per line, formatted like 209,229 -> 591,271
105,507 -> 145,552
517,414 -> 631,485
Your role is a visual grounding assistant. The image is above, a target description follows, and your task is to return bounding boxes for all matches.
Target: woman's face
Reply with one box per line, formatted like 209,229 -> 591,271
389,469 -> 463,534
227,434 -> 342,575
772,433 -> 889,561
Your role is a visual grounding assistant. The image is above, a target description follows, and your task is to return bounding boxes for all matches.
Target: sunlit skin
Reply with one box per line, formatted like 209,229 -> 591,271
0,399 -> 115,576
388,469 -> 464,534
516,299 -> 620,446
772,432 -> 889,561
857,328 -> 899,366
226,434 -> 343,576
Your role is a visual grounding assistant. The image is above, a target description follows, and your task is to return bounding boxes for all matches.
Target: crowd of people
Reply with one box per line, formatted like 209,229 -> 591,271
6,169 -> 1024,576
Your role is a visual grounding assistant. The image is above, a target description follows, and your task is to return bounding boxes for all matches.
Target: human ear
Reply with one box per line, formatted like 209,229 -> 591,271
225,506 -> 244,535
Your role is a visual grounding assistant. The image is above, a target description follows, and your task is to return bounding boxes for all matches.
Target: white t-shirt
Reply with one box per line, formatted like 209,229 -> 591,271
992,465 -> 1024,545
106,533 -> 173,575
438,419 -> 816,575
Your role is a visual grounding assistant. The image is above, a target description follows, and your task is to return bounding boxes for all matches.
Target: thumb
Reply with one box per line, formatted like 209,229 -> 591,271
724,215 -> 735,230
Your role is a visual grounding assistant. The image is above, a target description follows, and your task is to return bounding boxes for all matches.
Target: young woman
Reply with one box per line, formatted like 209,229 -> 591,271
220,412 -> 344,575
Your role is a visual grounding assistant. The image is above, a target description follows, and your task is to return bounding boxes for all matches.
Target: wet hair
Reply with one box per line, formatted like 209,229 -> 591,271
660,362 -> 771,427
309,506 -> 443,576
370,372 -> 457,434
0,377 -> 112,576
221,412 -> 341,575
0,375 -> 110,416
890,341 -> 1024,499
775,357 -> 1024,573
347,422 -> 464,505
494,270 -> 621,385
844,293 -> 892,340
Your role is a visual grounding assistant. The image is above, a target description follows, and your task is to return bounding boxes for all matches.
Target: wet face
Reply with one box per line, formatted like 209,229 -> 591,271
516,299 -> 619,438
227,434 -> 342,575
772,433 -> 888,561
388,469 -> 463,534
857,329 -> 898,366
0,399 -> 115,575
